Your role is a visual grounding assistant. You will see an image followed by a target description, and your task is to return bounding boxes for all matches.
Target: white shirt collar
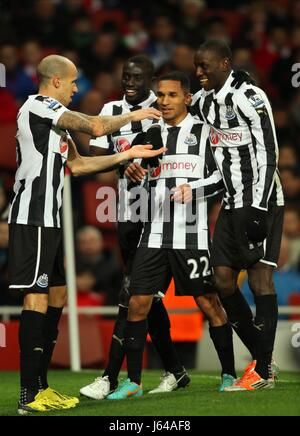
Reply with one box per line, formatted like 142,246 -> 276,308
162,112 -> 194,130
213,70 -> 234,99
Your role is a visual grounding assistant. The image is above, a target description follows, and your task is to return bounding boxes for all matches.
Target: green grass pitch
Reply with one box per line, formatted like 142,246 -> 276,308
0,370 -> 299,416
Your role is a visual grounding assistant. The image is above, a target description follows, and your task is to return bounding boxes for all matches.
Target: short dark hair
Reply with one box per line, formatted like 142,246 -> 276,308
158,71 -> 191,92
198,39 -> 233,63
125,55 -> 155,78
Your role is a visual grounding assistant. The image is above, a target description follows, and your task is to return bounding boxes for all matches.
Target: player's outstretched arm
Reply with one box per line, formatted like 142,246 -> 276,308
171,171 -> 224,203
57,108 -> 161,137
231,70 -> 256,89
67,138 -> 166,177
188,170 -> 224,199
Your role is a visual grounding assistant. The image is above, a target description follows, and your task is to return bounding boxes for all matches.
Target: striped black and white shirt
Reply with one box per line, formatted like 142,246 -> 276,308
8,95 -> 69,228
90,91 -> 157,221
139,113 -> 222,250
192,72 -> 284,211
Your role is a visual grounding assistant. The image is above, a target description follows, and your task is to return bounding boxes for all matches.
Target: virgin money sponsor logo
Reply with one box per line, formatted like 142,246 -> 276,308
160,161 -> 197,172
210,128 -> 243,145
59,136 -> 68,159
150,166 -> 161,178
116,137 -> 131,153
148,155 -> 201,180
60,141 -> 68,154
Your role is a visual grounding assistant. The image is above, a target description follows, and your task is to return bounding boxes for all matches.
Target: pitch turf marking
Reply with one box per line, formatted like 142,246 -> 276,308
194,374 -> 299,384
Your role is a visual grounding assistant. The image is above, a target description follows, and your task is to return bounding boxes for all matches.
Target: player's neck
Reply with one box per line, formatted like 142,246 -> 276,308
214,71 -> 231,93
38,86 -> 62,104
165,110 -> 188,126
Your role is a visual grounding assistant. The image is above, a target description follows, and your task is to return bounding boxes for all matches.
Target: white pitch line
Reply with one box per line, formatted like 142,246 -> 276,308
193,374 -> 299,384
273,380 -> 299,384
193,375 -> 219,380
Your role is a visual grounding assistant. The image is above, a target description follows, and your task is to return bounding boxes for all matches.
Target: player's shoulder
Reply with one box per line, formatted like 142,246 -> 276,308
100,99 -> 125,115
233,84 -> 268,109
191,109 -> 203,121
193,115 -> 210,136
18,94 -> 36,113
150,99 -> 158,109
27,94 -> 67,116
36,95 -> 64,109
19,95 -> 64,119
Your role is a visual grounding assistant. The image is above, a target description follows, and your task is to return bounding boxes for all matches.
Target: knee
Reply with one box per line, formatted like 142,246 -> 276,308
196,294 -> 227,325
23,293 -> 48,313
248,272 -> 275,296
213,274 -> 236,299
196,294 -> 215,314
128,295 -> 152,321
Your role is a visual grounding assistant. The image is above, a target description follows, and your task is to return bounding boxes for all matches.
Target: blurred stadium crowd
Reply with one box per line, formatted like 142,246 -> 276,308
1,0 -> 300,316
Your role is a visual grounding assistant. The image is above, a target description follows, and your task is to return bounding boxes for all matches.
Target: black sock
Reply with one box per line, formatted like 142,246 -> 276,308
148,300 -> 183,374
103,306 -> 128,389
39,306 -> 63,390
254,295 -> 278,379
19,310 -> 45,404
124,319 -> 148,385
221,288 -> 257,359
209,323 -> 236,378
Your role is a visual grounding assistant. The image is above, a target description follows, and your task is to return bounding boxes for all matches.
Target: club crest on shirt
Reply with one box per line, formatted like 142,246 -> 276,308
225,105 -> 236,120
36,274 -> 49,289
184,134 -> 197,146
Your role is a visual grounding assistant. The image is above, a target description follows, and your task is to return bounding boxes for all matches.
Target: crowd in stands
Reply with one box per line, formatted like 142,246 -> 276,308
1,0 -> 300,314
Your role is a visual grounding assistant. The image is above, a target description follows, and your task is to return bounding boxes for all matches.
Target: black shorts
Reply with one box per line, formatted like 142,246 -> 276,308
211,204 -> 284,270
8,224 -> 66,294
117,220 -> 143,273
129,247 -> 215,297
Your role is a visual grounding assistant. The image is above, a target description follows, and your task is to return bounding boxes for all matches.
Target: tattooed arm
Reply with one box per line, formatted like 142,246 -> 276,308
67,137 -> 166,177
57,108 -> 161,137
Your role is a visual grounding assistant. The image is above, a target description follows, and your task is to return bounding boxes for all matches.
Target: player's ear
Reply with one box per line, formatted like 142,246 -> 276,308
222,58 -> 230,72
185,92 -> 192,106
53,76 -> 61,88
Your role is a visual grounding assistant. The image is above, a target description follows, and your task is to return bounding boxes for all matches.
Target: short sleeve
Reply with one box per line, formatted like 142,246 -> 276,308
30,96 -> 69,126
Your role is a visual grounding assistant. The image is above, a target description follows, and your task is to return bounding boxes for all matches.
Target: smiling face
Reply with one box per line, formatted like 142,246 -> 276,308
156,79 -> 191,125
194,48 -> 230,92
122,62 -> 153,105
